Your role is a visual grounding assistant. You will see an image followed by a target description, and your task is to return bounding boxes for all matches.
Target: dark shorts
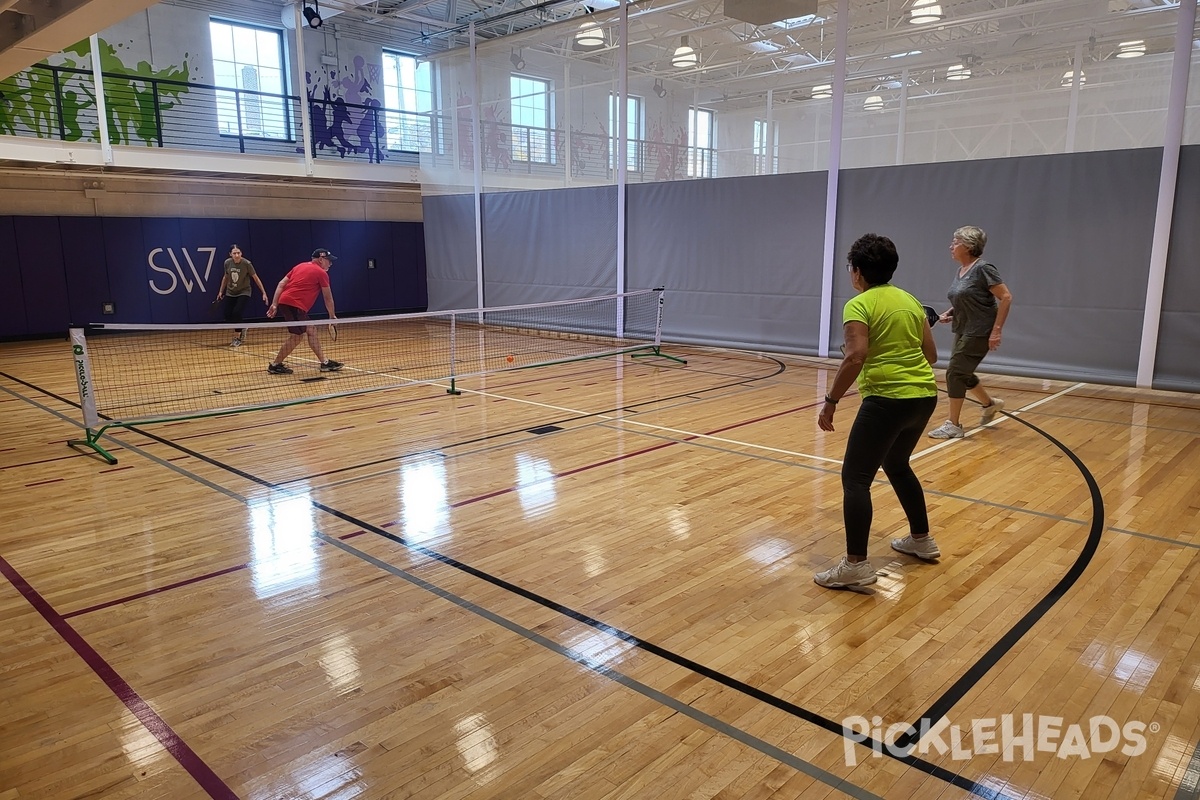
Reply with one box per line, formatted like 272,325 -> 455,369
278,304 -> 310,336
946,334 -> 990,397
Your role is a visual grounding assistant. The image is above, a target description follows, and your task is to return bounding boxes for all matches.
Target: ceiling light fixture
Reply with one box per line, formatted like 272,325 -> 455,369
672,35 -> 699,68
510,49 -> 525,69
908,0 -> 943,25
1116,40 -> 1145,58
653,78 -> 667,98
574,19 -> 605,50
1062,69 -> 1086,87
946,63 -> 971,80
811,83 -> 833,99
303,1 -> 323,28
863,94 -> 884,111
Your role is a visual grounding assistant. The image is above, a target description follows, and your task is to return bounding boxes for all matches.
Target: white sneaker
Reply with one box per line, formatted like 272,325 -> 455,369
980,398 -> 1005,426
928,420 -> 965,439
891,534 -> 941,560
814,557 -> 877,588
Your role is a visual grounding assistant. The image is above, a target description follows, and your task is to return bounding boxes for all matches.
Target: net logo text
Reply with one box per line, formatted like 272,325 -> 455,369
842,714 -> 1150,766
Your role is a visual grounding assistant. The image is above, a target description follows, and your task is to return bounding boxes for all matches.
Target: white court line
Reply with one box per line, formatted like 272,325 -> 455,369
445,381 -> 845,465
911,382 -> 1087,462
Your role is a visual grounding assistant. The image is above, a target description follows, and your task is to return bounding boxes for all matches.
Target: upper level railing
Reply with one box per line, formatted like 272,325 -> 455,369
0,62 -> 719,179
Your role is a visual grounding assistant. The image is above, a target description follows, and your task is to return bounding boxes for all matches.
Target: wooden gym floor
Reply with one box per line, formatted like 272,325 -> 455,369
1,336 -> 1199,799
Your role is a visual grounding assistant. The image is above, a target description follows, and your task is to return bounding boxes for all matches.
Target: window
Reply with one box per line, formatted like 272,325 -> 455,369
382,51 -> 436,152
753,119 -> 778,175
510,75 -> 552,163
608,93 -> 643,171
687,107 -> 715,177
210,20 -> 289,139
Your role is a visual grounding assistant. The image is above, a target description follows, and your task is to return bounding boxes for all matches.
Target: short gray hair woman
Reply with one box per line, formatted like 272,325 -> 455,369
927,225 -> 1014,439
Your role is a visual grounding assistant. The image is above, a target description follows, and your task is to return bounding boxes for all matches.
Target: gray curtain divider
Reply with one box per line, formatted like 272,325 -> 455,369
423,146 -> 1197,388
834,149 -> 1161,386
1155,144 -> 1200,392
424,192 -> 481,311
482,185 -> 617,306
626,172 -> 828,352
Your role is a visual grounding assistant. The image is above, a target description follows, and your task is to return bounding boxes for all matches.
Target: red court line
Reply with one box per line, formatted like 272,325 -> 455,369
63,564 -> 250,619
0,554 -> 239,800
449,401 -> 818,509
25,478 -> 64,487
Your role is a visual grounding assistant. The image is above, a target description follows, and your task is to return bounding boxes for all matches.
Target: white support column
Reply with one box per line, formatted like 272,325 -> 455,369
293,4 -> 315,177
1065,41 -> 1083,154
896,67 -> 909,165
616,0 -> 628,332
470,22 -> 485,311
564,62 -> 572,187
817,0 -> 849,358
1135,0 -> 1195,388
88,35 -> 112,164
765,88 -> 774,174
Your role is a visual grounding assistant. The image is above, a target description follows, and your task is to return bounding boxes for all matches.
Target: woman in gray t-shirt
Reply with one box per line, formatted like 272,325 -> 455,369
927,225 -> 1014,439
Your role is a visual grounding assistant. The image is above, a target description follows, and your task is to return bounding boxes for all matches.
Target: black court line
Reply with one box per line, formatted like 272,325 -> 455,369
3,361 -> 1104,798
893,409 -> 1105,750
1175,739 -> 1200,800
1,381 -> 880,800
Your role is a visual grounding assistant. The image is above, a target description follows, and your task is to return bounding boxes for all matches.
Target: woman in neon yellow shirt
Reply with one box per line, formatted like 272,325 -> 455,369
815,233 -> 941,589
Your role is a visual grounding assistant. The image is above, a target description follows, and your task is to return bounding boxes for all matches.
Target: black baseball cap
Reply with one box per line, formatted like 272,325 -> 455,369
312,248 -> 338,261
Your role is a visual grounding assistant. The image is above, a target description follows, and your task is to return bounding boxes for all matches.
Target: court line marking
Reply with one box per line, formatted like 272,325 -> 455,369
0,388 -> 883,800
446,381 -> 849,463
1174,737 -> 1200,800
910,382 -> 1086,462
0,371 -> 1158,797
0,553 -> 239,800
0,383 -> 1014,799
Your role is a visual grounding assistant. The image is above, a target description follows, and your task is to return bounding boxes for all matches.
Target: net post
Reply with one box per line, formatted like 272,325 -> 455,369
66,328 -> 118,464
630,288 -> 687,364
446,311 -> 462,395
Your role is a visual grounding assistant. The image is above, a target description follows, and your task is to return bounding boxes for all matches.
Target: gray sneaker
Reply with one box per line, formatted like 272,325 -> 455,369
814,557 -> 878,588
980,398 -> 1005,426
320,359 -> 344,372
891,534 -> 941,560
928,420 -> 965,439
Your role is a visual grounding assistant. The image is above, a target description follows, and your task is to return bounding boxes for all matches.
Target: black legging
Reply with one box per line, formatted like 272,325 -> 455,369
222,294 -> 251,334
841,395 -> 938,557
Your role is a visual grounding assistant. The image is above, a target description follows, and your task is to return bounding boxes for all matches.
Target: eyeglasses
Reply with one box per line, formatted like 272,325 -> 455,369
846,263 -> 854,273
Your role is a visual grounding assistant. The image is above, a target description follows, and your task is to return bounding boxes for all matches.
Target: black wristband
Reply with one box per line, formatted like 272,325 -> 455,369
824,395 -> 838,405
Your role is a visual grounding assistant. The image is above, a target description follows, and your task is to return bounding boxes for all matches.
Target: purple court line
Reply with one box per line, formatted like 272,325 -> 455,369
0,553 -> 239,800
63,564 -> 250,619
449,401 -> 819,510
63,530 -> 368,619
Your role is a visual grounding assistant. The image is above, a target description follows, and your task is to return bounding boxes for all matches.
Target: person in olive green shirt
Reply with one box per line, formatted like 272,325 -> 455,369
815,233 -> 941,589
216,244 -> 269,347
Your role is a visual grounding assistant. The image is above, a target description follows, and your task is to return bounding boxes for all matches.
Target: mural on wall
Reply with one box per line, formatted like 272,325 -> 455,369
0,39 -> 192,145
647,118 -> 689,181
454,85 -> 516,172
305,56 -> 387,163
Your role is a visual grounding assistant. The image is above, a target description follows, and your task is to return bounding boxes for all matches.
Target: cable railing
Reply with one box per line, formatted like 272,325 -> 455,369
424,114 -> 718,181
0,63 -> 439,164
0,63 -> 718,178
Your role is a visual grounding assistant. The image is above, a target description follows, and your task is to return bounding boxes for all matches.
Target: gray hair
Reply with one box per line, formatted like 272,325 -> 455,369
952,226 -> 987,257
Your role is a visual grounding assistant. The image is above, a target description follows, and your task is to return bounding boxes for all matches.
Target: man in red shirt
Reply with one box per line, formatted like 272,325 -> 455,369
265,248 -> 344,374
